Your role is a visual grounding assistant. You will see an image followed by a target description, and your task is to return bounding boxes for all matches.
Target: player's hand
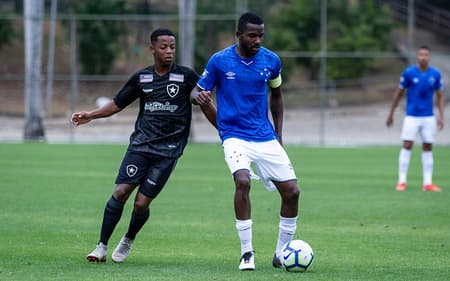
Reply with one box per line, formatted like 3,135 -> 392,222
438,117 -> 444,130
386,115 -> 393,127
192,90 -> 212,105
71,112 -> 92,127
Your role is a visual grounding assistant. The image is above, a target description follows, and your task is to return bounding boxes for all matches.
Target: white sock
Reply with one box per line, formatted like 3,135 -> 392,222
236,219 -> 253,255
422,151 -> 433,185
275,216 -> 297,258
398,148 -> 411,183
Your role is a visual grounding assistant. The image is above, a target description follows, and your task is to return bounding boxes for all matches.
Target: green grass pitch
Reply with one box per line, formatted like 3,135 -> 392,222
0,143 -> 449,281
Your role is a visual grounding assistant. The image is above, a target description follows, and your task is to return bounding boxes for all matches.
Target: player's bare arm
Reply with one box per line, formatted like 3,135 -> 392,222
190,86 -> 218,129
386,88 -> 405,127
270,86 -> 284,145
71,100 -> 122,127
436,89 -> 445,130
190,86 -> 212,105
200,102 -> 218,129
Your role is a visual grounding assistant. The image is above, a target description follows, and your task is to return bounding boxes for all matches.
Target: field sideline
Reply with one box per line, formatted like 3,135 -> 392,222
0,143 -> 449,281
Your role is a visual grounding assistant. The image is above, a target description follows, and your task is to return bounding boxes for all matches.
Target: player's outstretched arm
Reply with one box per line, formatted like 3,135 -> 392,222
71,100 -> 122,127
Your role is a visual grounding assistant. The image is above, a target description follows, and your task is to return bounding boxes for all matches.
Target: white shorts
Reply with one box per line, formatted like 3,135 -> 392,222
222,138 -> 297,192
401,116 -> 437,143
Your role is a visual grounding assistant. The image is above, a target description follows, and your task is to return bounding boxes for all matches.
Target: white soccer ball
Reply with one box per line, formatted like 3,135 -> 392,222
281,239 -> 314,272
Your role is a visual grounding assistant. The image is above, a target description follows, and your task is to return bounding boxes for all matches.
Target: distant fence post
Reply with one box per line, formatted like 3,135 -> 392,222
407,0 -> 415,65
319,0 -> 328,147
45,0 -> 58,116
24,0 -> 45,141
69,15 -> 78,143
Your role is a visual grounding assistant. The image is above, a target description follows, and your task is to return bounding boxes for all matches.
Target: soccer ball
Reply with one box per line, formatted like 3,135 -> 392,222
281,239 -> 314,272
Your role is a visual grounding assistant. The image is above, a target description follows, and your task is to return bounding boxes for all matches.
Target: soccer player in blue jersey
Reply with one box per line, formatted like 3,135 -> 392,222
386,46 -> 445,192
191,12 -> 300,270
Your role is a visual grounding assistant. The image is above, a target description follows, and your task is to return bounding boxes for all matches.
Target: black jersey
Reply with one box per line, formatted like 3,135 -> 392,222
113,64 -> 199,158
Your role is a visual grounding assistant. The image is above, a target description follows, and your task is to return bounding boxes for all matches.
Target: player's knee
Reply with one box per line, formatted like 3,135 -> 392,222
423,143 -> 432,151
113,189 -> 129,202
283,184 -> 300,204
133,201 -> 148,214
113,184 -> 135,202
235,178 -> 251,191
234,173 -> 251,191
403,141 -> 413,150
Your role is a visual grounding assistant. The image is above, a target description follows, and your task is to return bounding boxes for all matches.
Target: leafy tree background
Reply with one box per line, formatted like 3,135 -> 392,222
64,0 -> 393,78
0,18 -> 15,49
194,0 -> 275,73
267,0 -> 392,81
73,0 -> 128,74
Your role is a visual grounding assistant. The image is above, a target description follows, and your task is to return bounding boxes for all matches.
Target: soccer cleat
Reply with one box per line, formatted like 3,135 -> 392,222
422,184 -> 442,192
272,253 -> 282,268
86,242 -> 107,263
111,236 -> 134,263
395,182 -> 407,191
238,251 -> 255,271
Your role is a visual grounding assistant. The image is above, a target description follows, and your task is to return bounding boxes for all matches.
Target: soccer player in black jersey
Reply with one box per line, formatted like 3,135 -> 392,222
71,28 -> 204,263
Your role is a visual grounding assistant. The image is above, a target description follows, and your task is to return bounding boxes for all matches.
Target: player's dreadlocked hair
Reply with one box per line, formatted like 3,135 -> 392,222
150,28 -> 175,44
237,12 -> 264,32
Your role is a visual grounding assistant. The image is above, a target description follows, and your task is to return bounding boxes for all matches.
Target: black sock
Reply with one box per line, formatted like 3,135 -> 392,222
99,196 -> 125,245
125,208 -> 150,240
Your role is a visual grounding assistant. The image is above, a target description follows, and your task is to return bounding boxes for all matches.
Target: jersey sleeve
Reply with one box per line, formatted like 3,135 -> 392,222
186,69 -> 200,91
113,72 -> 140,109
398,69 -> 409,89
197,54 -> 218,91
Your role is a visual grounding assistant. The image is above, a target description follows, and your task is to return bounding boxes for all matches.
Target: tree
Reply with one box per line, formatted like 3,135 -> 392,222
0,18 -> 15,49
194,0 -> 236,73
73,0 -> 128,74
268,0 -> 392,81
194,0 -> 275,73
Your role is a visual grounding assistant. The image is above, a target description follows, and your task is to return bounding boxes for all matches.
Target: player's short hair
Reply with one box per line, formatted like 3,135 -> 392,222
237,12 -> 264,32
150,28 -> 175,44
418,45 -> 430,52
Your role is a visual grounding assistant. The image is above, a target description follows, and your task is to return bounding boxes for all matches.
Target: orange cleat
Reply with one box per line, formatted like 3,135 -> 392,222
422,184 -> 442,192
395,182 -> 407,191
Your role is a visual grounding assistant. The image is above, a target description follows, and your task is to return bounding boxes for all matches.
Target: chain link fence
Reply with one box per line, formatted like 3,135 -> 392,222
1,1 -> 449,145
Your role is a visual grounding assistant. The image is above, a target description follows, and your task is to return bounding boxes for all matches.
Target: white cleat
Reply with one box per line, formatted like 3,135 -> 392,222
86,242 -> 107,263
238,251 -> 255,271
111,236 -> 134,263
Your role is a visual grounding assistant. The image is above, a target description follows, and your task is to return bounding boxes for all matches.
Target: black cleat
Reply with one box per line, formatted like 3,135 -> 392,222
272,253 -> 282,268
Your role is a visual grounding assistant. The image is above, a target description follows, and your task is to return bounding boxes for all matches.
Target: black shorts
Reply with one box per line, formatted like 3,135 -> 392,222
115,150 -> 178,198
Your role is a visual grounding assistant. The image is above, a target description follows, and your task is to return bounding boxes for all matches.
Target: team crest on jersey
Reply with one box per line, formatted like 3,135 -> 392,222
169,73 -> 184,82
126,164 -> 138,177
167,83 -> 179,97
140,74 -> 153,83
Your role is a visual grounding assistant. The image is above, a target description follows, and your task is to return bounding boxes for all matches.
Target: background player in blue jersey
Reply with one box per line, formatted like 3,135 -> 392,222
191,12 -> 300,271
71,28 -> 206,263
386,46 -> 445,192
